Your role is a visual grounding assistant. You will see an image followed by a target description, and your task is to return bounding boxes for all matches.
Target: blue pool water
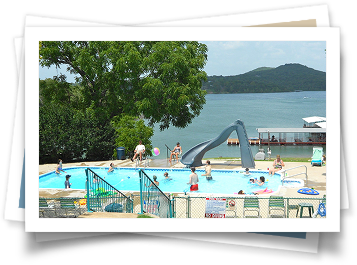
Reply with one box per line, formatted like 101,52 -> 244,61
39,167 -> 293,195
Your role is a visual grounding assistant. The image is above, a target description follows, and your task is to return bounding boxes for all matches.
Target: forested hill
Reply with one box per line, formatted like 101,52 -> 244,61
202,63 -> 326,94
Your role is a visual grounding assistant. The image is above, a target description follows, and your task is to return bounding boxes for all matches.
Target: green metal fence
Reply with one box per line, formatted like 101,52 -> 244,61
139,169 -> 173,218
171,195 -> 326,218
85,168 -> 133,213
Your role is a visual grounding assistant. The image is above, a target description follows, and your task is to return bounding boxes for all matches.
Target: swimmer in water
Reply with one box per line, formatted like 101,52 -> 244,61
108,163 -> 115,173
56,159 -> 66,174
244,168 -> 250,176
164,172 -> 172,180
201,160 -> 212,180
255,176 -> 265,186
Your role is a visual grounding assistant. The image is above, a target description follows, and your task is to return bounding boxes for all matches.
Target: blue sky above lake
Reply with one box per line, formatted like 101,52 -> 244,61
39,41 -> 326,82
201,41 -> 326,76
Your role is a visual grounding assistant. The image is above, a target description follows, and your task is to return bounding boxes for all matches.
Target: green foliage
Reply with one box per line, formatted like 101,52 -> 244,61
111,115 -> 154,158
39,41 -> 208,130
39,76 -> 115,163
39,41 -> 208,163
202,63 -> 326,94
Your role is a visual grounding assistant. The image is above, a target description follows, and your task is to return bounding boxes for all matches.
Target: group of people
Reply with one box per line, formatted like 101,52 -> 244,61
187,160 -> 213,191
143,160 -> 211,192
237,154 -> 284,195
130,140 -> 183,163
56,145 -> 285,194
56,158 -> 116,189
55,159 -> 72,189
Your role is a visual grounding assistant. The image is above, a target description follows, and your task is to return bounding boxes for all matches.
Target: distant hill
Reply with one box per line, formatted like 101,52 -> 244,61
202,63 -> 326,94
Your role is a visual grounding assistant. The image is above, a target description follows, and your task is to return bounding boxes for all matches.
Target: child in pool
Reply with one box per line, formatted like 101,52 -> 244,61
56,159 -> 67,174
255,176 -> 265,186
164,172 -> 172,180
244,168 -> 250,175
108,163 -> 115,172
64,175 -> 72,189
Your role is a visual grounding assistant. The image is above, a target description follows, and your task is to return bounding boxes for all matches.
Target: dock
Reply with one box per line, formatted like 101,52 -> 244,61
227,138 -> 260,145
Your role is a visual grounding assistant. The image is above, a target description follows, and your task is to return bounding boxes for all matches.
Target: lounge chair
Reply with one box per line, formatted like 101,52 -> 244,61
268,196 -> 286,218
39,197 -> 56,217
243,196 -> 260,218
311,146 -> 324,166
59,198 -> 81,217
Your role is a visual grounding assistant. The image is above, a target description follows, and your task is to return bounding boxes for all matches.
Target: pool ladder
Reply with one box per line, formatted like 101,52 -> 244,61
135,156 -> 149,169
281,165 -> 308,187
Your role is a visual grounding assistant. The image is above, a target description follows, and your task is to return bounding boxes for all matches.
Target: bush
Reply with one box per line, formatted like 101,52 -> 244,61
111,115 -> 154,158
39,103 -> 115,164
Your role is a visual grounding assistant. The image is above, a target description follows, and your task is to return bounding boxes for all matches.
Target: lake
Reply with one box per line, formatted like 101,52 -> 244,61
149,91 -> 326,160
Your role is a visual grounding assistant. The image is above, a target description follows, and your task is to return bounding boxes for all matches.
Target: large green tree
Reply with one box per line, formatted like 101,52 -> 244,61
39,78 -> 115,163
39,41 -> 208,130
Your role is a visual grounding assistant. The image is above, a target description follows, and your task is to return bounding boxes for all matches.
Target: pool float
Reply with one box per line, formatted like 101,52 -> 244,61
253,187 -> 273,195
297,188 -> 319,195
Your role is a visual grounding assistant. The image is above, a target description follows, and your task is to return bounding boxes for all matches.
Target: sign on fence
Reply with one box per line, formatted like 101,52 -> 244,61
205,198 -> 226,218
144,200 -> 159,215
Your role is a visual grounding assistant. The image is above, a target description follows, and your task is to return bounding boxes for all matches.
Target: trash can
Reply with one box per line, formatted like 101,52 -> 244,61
116,147 -> 125,160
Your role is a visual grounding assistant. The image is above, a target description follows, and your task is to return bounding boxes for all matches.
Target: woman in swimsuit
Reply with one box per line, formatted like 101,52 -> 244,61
169,142 -> 182,162
269,155 -> 285,176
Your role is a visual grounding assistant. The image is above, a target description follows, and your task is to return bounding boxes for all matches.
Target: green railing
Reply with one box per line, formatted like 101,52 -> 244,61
139,169 -> 173,218
85,168 -> 133,213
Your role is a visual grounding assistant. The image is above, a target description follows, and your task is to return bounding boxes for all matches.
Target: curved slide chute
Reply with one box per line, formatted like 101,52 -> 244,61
180,120 -> 255,168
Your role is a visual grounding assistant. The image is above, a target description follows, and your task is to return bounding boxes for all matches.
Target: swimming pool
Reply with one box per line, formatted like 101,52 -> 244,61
38,166 -> 302,195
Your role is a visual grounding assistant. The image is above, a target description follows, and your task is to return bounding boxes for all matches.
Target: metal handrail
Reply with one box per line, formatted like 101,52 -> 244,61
165,144 -> 172,159
139,169 -> 173,218
135,156 -> 149,169
280,165 -> 308,187
85,168 -> 133,213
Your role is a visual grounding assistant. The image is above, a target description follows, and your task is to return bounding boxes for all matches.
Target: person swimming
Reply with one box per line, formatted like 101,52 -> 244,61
164,172 -> 172,180
256,176 -> 265,186
201,160 -> 212,180
244,168 -> 250,176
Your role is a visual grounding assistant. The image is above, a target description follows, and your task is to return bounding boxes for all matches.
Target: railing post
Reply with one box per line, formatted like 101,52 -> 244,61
139,170 -> 144,214
187,196 -> 191,218
85,168 -> 92,213
171,195 -> 176,218
305,166 -> 308,187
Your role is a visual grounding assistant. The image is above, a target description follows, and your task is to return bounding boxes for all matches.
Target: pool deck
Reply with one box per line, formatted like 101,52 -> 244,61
39,158 -> 326,199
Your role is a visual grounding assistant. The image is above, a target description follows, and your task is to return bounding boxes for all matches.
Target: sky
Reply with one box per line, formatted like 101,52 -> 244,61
39,41 -> 326,82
